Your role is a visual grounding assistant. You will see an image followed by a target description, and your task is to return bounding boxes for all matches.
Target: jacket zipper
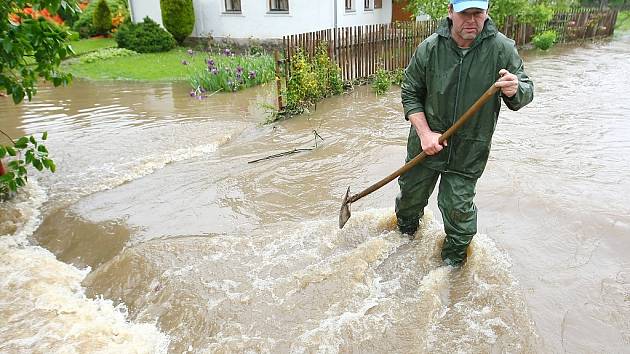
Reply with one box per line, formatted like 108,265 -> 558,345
447,53 -> 464,167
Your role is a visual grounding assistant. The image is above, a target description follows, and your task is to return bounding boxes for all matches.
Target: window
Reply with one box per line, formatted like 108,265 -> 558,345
269,0 -> 289,12
374,0 -> 382,9
225,0 -> 241,12
364,0 -> 371,10
345,0 -> 353,11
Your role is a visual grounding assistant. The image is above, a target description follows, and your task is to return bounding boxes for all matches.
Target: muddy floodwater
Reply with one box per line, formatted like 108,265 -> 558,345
1,32 -> 630,353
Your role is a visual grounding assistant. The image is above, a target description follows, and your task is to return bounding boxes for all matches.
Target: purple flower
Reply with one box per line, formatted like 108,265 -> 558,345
223,48 -> 231,56
181,60 -> 189,65
211,68 -> 218,75
187,49 -> 194,56
189,90 -> 196,97
206,59 -> 215,67
248,70 -> 256,80
236,65 -> 243,74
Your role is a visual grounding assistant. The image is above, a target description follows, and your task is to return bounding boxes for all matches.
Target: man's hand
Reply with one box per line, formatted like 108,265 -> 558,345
409,113 -> 446,156
495,69 -> 519,98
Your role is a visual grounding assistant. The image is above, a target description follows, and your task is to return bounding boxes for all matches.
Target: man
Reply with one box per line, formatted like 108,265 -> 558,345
396,0 -> 533,266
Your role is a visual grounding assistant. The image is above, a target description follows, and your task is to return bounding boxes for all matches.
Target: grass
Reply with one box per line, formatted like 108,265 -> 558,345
69,38 -> 117,56
616,10 -> 630,32
64,47 -> 198,81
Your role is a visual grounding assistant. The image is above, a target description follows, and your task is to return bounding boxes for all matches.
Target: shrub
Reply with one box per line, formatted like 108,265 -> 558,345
93,0 -> 112,35
115,17 -> 176,53
532,30 -> 557,50
73,0 -> 128,38
372,66 -> 391,95
283,43 -> 344,117
160,0 -> 195,44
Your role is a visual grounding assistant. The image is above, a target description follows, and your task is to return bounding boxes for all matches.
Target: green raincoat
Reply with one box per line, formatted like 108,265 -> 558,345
397,17 -> 533,265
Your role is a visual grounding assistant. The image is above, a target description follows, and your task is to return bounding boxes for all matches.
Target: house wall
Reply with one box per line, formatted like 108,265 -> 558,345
129,0 -> 392,40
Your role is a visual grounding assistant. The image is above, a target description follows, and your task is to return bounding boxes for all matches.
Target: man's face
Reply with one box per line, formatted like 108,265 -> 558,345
448,6 -> 488,45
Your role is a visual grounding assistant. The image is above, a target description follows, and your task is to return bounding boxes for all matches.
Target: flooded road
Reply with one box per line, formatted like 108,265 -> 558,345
1,32 -> 630,353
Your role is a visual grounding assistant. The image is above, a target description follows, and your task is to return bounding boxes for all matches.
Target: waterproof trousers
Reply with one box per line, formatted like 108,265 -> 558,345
395,164 -> 478,266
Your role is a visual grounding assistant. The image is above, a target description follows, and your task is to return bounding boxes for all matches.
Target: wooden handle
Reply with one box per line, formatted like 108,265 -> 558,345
348,84 -> 500,204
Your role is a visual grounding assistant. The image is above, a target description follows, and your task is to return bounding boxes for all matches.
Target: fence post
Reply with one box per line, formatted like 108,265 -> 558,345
274,50 -> 284,112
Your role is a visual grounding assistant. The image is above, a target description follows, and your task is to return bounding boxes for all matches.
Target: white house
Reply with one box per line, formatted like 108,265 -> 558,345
128,0 -> 394,40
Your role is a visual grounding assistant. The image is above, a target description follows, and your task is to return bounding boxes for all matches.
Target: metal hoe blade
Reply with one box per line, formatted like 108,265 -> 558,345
339,186 -> 351,229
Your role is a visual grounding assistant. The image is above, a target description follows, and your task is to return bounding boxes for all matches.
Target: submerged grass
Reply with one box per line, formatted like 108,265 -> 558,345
69,38 -> 117,56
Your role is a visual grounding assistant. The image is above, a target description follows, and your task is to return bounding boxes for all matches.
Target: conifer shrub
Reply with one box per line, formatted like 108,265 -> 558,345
115,17 -> 176,53
159,0 -> 195,44
73,0 -> 128,38
93,0 -> 112,35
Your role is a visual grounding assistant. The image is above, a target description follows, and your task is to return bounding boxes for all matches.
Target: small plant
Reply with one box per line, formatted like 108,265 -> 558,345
92,0 -> 112,35
532,30 -> 558,50
187,49 -> 275,95
372,66 -> 391,95
160,0 -> 195,44
390,68 -> 405,86
115,17 -> 176,53
1,132 -> 56,200
79,47 -> 137,63
283,42 -> 344,117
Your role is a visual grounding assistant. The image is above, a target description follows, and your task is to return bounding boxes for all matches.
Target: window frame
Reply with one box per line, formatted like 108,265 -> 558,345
224,0 -> 241,13
364,0 -> 372,11
269,0 -> 289,12
345,0 -> 354,12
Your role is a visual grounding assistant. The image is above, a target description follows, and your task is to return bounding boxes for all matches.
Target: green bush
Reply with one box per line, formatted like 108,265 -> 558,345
532,30 -> 558,50
93,0 -> 112,35
115,17 -> 176,53
160,0 -> 195,44
372,67 -> 391,95
283,43 -> 344,117
73,0 -> 128,38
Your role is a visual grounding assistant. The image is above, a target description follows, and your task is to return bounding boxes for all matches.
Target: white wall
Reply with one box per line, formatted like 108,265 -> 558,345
129,0 -> 393,40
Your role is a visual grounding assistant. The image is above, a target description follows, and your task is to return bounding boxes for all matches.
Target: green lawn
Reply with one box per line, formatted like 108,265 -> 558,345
64,47 -> 193,81
69,38 -> 117,56
616,10 -> 630,32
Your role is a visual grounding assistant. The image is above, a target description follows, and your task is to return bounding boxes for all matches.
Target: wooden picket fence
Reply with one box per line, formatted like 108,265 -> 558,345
281,8 -> 619,85
502,8 -> 618,45
283,21 -> 439,83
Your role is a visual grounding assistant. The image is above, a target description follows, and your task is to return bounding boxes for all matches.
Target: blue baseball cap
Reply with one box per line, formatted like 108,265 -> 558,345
450,0 -> 488,12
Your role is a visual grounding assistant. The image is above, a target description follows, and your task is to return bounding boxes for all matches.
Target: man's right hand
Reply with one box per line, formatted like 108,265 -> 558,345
409,112 -> 447,155
419,130 -> 446,155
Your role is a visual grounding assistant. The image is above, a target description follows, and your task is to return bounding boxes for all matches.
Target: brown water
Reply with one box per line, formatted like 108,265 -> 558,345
1,32 -> 629,353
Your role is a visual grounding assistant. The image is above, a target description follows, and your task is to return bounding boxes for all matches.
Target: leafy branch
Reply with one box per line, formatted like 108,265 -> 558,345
0,130 -> 56,200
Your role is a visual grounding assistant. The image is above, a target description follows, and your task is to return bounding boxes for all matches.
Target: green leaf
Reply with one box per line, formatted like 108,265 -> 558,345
15,137 -> 29,149
29,135 -> 37,145
33,159 -> 44,171
12,89 -> 25,105
8,180 -> 17,192
6,147 -> 17,156
38,145 -> 49,154
0,173 -> 14,183
49,161 -> 56,173
0,146 -> 6,158
42,132 -> 48,140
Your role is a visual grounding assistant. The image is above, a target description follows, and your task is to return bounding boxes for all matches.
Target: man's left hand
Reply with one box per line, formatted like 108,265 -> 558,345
495,69 -> 519,98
